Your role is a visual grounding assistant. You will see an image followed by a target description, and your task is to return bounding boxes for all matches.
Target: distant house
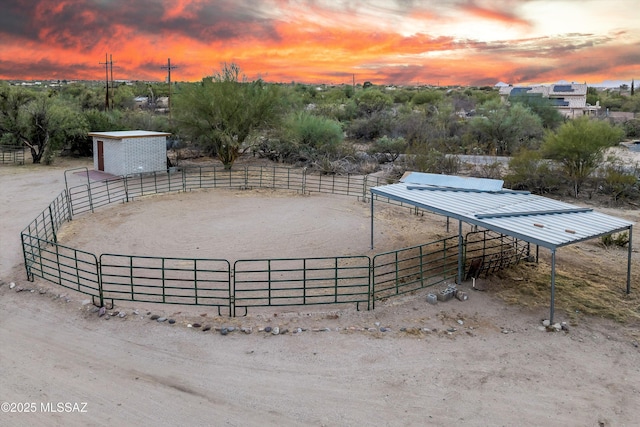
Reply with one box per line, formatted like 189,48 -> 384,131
499,82 -> 600,118
89,130 -> 171,176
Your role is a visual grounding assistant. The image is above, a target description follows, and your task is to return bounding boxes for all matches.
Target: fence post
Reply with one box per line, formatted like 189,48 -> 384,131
302,168 -> 307,194
124,175 -> 130,203
49,205 -> 57,243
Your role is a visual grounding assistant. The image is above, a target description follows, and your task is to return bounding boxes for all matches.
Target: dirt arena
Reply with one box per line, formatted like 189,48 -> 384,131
1,158 -> 640,426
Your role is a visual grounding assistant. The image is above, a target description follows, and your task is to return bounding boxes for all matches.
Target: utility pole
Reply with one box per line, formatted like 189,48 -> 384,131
161,58 -> 178,119
99,53 -> 110,110
109,54 -> 115,110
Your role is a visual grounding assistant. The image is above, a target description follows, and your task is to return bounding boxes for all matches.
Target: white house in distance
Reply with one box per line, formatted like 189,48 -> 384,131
89,130 -> 171,176
499,82 -> 600,118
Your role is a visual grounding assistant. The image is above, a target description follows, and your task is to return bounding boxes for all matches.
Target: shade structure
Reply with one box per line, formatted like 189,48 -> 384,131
370,172 -> 634,323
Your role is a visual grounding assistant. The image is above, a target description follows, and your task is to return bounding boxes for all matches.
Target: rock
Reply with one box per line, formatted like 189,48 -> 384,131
537,326 -> 546,332
374,322 -> 381,327
542,319 -> 550,327
457,319 -> 464,325
227,326 -> 235,332
98,307 -> 106,317
192,323 -> 201,328
241,327 -> 252,334
447,327 -> 457,333
38,288 -> 46,294
379,327 -> 389,332
426,294 -> 437,305
15,286 -> 24,292
272,327 -> 280,335
9,282 -> 15,289
168,319 -> 176,324
157,317 -> 167,323
90,307 -> 99,313
552,323 -> 562,332
561,322 -> 569,331
295,328 -> 302,334
264,326 -> 272,333
133,310 -> 139,315
150,314 -> 160,320
118,312 -> 126,318
202,325 -> 211,332
220,328 -> 228,335
455,291 -> 468,301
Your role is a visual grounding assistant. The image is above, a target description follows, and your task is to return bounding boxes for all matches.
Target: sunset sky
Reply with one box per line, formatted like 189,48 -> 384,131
1,0 -> 639,86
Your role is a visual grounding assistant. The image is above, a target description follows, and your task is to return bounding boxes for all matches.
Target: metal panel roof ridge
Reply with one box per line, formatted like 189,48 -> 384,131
475,207 -> 593,219
405,184 -> 530,195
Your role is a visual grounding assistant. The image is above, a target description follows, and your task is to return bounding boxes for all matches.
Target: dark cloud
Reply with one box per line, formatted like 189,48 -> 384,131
1,0 -> 280,50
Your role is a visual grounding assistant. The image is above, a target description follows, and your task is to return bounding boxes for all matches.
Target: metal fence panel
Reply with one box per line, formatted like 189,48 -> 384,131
464,230 -> 530,279
99,254 -> 231,310
372,236 -> 459,305
22,234 -> 100,297
0,145 -> 26,164
233,256 -> 371,315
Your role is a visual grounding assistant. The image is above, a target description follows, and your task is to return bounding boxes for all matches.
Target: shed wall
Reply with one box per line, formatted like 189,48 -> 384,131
92,136 -> 167,176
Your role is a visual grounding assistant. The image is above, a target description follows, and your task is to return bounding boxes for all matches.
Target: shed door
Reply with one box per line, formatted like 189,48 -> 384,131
97,140 -> 104,171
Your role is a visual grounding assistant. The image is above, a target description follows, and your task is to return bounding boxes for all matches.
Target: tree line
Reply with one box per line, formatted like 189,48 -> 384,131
1,64 -> 639,203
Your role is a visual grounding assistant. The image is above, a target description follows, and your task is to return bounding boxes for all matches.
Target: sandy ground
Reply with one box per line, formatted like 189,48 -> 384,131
1,159 -> 640,426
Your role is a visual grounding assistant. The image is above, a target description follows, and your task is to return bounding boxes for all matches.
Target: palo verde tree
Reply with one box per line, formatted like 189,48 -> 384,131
468,100 -> 544,155
542,116 -> 624,197
173,63 -> 284,169
0,84 -> 88,163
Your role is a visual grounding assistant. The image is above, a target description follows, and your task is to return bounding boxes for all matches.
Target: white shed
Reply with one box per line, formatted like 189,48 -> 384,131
89,130 -> 171,176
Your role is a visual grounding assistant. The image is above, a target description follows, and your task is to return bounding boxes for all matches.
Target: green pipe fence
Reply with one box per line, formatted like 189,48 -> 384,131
233,256 -> 371,316
0,145 -> 26,165
372,237 -> 460,308
463,230 -> 531,279
99,254 -> 232,314
20,165 -> 529,315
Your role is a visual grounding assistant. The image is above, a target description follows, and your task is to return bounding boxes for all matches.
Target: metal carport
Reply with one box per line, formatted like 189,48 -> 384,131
370,172 -> 634,323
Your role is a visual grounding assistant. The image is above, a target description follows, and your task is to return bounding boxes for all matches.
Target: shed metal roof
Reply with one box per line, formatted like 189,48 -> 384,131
88,130 -> 171,139
372,173 -> 633,250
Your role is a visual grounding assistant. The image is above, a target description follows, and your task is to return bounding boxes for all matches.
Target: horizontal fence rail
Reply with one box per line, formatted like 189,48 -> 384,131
21,165 -> 528,315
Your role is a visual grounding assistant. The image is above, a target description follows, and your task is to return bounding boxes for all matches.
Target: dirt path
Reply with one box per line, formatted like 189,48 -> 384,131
1,160 -> 639,426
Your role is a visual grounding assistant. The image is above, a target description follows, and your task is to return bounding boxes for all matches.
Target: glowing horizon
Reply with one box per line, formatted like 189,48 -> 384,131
0,0 -> 638,86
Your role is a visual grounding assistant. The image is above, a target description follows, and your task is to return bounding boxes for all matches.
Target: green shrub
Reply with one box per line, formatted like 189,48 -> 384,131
601,232 -> 629,248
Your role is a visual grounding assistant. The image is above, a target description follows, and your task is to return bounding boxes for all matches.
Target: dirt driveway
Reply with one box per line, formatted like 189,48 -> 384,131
1,159 -> 639,426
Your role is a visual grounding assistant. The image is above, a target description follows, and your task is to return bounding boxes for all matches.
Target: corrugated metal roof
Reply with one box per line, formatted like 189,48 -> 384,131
372,176 -> 633,250
401,172 -> 504,191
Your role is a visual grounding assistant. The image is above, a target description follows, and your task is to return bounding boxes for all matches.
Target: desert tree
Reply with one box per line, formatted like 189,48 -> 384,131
542,116 -> 624,197
0,85 -> 88,163
173,63 -> 284,169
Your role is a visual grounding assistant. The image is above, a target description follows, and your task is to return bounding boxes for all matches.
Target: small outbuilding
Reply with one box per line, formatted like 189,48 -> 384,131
89,130 -> 171,176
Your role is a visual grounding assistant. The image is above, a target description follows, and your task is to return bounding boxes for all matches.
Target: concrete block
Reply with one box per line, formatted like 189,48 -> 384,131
426,293 -> 438,305
437,287 -> 454,302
